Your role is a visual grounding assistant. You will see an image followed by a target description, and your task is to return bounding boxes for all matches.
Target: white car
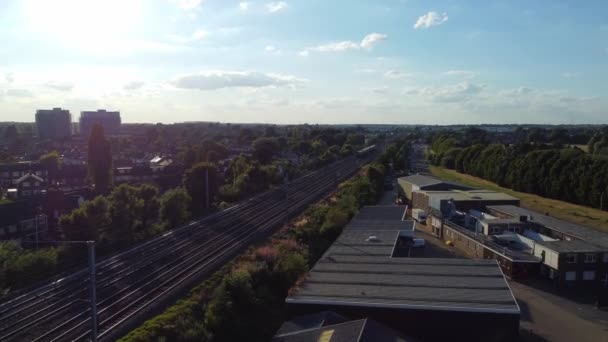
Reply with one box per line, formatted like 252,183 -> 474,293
412,238 -> 426,248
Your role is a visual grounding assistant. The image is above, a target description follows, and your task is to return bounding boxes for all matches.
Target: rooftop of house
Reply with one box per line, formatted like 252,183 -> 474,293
15,173 -> 44,184
488,205 -> 608,250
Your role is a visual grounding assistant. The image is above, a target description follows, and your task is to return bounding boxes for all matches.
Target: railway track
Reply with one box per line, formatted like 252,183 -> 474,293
0,155 -> 372,341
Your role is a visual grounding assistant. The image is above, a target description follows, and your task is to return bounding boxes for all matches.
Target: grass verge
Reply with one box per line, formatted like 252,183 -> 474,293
430,166 -> 608,233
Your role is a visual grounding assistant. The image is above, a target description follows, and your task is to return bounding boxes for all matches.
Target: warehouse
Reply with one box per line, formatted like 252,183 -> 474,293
272,311 -> 416,342
397,174 -> 473,202
412,190 -> 520,215
286,224 -> 521,341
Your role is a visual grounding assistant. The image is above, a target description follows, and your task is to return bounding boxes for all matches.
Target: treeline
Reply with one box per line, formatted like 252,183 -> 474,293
429,134 -> 608,209
119,141 -> 409,342
0,241 -> 59,293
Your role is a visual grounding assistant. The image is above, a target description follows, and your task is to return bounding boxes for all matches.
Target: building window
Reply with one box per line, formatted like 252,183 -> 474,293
603,254 -> 608,263
584,254 -> 597,263
22,181 -> 30,187
491,227 -> 499,234
602,274 -> 608,287
565,271 -> 577,281
566,254 -> 577,264
583,271 -> 596,281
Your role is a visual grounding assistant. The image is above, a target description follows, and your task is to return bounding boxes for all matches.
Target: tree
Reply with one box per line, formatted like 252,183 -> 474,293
345,133 -> 365,146
137,184 -> 160,231
87,123 -> 113,192
160,188 -> 191,228
183,162 -> 220,215
107,184 -> 143,244
59,196 -> 111,243
252,137 -> 279,164
39,151 -> 62,184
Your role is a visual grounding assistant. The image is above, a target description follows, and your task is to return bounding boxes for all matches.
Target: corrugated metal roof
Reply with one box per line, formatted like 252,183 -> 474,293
398,174 -> 443,187
355,206 -> 407,221
289,254 -> 519,314
345,219 -> 415,231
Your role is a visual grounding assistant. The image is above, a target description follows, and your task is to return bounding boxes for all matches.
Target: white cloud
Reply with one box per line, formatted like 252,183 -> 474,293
384,70 -> 410,79
561,72 -> 579,79
371,86 -> 389,94
360,33 -> 387,50
170,0 -> 202,10
266,1 -> 287,13
239,2 -> 250,11
45,81 -> 74,91
5,73 -> 14,84
412,82 -> 484,102
414,11 -> 448,29
265,45 -> 277,52
5,89 -> 34,98
298,50 -> 310,57
442,70 -> 476,78
312,41 -> 360,52
166,29 -> 208,44
305,32 -> 388,55
500,87 -> 534,97
171,71 -> 304,91
124,81 -> 145,90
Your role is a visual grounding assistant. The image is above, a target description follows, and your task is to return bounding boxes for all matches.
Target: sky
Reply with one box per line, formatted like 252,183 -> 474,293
0,0 -> 607,125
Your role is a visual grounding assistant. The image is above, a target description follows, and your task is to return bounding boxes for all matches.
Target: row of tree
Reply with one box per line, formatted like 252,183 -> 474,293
430,134 -> 608,210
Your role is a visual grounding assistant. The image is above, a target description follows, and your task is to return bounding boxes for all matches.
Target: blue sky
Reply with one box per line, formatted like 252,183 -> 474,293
0,0 -> 607,124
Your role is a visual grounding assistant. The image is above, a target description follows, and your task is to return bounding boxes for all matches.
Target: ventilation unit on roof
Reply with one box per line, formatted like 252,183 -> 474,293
366,235 -> 380,242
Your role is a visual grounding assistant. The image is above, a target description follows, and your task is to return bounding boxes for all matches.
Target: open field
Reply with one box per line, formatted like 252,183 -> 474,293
430,166 -> 608,233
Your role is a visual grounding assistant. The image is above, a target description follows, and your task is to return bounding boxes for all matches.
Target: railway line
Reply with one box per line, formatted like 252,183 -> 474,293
0,154 -> 372,341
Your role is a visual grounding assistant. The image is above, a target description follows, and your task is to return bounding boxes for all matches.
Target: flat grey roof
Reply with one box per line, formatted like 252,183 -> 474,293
537,239 -> 606,253
329,230 -> 399,257
422,190 -> 520,203
288,255 -> 520,314
398,174 -> 443,187
345,219 -> 415,232
355,206 -> 407,221
488,205 -> 608,250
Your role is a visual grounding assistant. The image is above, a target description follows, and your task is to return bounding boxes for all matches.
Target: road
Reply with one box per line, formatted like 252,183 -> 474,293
0,156 -> 370,341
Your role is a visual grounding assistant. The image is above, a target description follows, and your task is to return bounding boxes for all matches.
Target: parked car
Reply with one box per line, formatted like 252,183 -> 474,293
412,238 -> 426,248
411,208 -> 427,224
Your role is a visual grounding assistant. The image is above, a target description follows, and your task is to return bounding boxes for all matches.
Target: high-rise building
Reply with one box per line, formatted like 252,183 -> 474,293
79,110 -> 121,138
35,108 -> 72,140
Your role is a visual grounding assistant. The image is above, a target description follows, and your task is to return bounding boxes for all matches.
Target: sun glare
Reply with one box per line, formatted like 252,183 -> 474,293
23,0 -> 143,49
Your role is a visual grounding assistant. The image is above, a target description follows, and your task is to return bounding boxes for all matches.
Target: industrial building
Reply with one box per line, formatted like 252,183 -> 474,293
284,205 -> 521,341
35,107 -> 72,140
397,174 -> 473,202
485,205 -> 608,289
273,311 -> 416,342
412,189 -> 520,214
79,109 -> 121,138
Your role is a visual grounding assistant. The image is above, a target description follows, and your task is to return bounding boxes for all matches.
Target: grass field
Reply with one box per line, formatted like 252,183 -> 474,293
430,166 -> 608,233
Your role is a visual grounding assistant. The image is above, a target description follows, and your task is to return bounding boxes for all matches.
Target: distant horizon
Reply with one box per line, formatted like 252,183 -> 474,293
1,119 -> 606,127
1,0 -> 606,124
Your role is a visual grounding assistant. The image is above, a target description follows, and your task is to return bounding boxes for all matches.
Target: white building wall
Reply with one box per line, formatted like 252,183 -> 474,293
533,245 -> 559,269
